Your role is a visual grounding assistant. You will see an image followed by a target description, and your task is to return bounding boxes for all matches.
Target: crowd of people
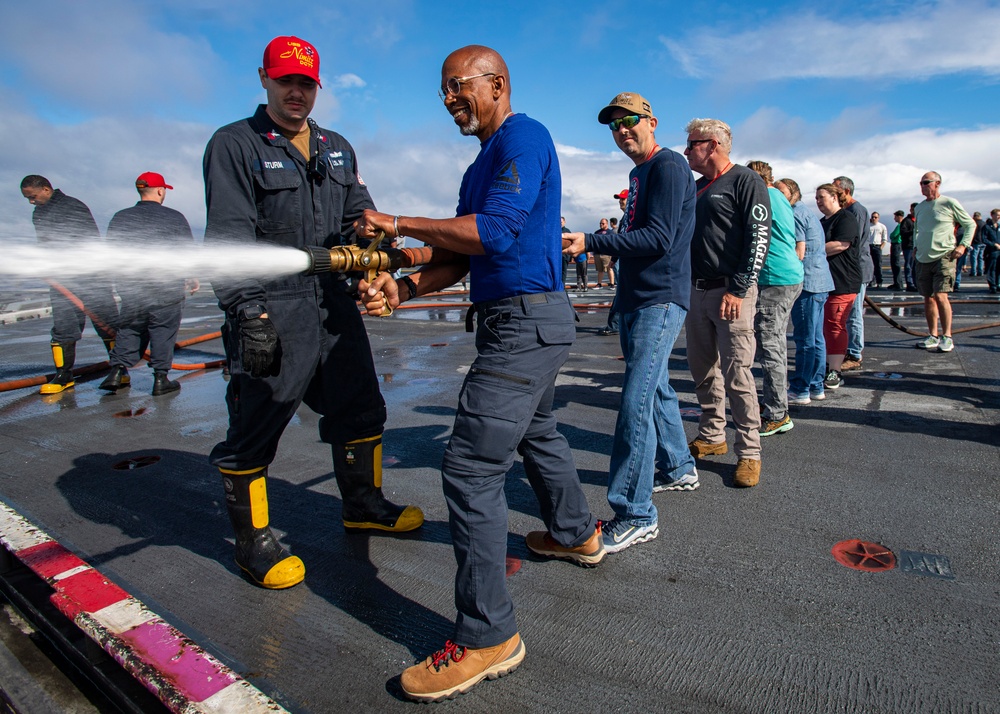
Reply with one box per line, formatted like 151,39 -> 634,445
14,34 -> 997,705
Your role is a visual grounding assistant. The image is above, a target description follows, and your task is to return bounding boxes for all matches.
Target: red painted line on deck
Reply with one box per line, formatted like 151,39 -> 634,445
0,502 -> 287,712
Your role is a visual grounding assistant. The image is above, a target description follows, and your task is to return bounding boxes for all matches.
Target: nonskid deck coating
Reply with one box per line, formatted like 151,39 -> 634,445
0,287 -> 998,712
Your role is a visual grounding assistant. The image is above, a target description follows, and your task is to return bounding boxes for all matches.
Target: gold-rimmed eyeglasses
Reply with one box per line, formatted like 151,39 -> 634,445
438,73 -> 496,101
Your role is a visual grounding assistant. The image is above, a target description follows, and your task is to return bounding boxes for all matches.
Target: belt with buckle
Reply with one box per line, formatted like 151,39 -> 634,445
692,277 -> 727,291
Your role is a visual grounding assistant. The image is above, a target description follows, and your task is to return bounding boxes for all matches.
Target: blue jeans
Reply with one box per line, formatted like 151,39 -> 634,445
968,244 -> 985,276
607,303 -> 694,526
987,251 -> 1000,289
903,247 -> 916,288
846,283 -> 866,360
955,253 -> 966,287
789,291 -> 828,395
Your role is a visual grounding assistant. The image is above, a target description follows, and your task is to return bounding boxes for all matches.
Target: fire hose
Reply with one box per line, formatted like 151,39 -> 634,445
1,239 -> 440,393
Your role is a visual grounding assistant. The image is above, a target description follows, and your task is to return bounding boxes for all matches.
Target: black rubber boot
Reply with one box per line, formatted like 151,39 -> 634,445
102,337 -> 116,356
152,371 -> 180,396
333,436 -> 424,532
40,342 -> 76,395
220,468 -> 304,589
99,366 -> 130,391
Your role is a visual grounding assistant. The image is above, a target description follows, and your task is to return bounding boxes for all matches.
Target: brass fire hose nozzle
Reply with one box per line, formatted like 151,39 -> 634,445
301,234 -> 437,317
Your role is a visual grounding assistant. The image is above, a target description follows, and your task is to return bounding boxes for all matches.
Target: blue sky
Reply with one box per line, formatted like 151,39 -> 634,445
2,0 -> 999,242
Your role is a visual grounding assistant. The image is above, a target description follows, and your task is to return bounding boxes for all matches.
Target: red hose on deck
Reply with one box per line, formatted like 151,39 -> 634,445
0,331 -> 226,393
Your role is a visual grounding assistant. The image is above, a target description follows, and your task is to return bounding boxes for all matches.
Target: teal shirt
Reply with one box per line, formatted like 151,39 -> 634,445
759,187 -> 804,286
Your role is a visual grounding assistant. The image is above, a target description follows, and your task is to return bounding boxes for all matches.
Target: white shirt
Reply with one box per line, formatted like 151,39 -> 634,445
868,221 -> 888,246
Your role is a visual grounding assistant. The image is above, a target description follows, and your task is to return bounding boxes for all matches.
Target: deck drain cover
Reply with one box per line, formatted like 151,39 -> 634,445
898,550 -> 955,580
112,455 -> 161,471
831,539 -> 896,572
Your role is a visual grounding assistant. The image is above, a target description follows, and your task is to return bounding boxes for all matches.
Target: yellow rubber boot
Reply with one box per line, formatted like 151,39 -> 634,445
334,436 -> 424,532
220,467 -> 305,589
40,342 -> 76,394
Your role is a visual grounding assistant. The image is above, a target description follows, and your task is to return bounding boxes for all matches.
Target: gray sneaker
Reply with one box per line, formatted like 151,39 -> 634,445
917,335 -> 940,350
937,335 -> 954,352
601,518 -> 658,554
653,468 -> 700,492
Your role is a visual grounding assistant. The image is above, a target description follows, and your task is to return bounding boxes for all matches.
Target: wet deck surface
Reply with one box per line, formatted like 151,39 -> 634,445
0,282 -> 998,712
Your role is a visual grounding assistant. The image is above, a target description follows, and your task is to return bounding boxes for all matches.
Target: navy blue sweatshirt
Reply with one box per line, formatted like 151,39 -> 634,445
585,148 -> 695,312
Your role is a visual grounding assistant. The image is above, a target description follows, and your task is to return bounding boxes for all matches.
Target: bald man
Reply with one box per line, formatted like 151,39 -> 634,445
355,45 -> 601,701
356,45 -> 604,701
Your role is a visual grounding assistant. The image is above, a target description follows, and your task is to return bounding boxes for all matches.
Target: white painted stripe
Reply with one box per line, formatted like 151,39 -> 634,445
91,598 -> 159,635
0,502 -> 52,552
186,680 -> 290,713
52,564 -> 91,581
0,501 -> 288,714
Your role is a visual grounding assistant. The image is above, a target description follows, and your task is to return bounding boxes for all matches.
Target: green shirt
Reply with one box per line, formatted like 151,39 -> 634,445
758,187 -> 804,286
914,195 -> 975,263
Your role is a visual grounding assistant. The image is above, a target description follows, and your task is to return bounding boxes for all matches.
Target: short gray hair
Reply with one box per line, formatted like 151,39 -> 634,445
833,176 -> 855,195
684,118 -> 732,153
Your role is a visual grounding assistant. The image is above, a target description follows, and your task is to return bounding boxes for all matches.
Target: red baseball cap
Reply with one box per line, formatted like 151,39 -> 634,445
136,172 -> 172,190
263,35 -> 322,87
614,190 -> 628,199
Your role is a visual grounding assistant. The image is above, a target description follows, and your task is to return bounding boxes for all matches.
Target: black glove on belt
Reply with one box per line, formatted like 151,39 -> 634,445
237,305 -> 280,378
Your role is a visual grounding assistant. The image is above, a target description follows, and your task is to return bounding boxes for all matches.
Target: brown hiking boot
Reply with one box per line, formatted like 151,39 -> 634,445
688,438 -> 728,458
401,634 -> 525,702
734,459 -> 761,487
840,357 -> 863,372
525,526 -> 605,567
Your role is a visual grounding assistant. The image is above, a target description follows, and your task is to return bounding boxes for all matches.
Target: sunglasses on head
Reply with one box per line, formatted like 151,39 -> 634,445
608,114 -> 647,131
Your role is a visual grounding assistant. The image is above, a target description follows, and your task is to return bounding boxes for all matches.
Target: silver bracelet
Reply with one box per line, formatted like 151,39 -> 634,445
393,215 -> 401,239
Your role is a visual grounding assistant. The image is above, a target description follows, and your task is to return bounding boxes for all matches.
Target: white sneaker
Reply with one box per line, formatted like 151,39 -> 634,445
653,468 -> 700,492
917,335 -> 940,350
601,518 -> 658,554
938,336 -> 954,352
787,391 -> 811,405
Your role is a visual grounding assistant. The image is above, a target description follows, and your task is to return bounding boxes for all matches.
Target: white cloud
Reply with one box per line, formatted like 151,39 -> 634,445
662,1 -> 1000,82
5,90 -> 996,263
329,74 -> 367,90
723,107 -> 1000,215
555,145 -> 633,230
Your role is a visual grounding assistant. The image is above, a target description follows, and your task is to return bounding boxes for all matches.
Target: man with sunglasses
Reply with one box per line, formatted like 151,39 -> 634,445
353,45 -> 601,702
563,92 -> 697,554
912,171 -> 976,352
683,119 -> 771,488
202,36 -> 424,593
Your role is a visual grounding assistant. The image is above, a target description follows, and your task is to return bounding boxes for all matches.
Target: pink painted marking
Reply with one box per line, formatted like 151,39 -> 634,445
118,620 -> 236,702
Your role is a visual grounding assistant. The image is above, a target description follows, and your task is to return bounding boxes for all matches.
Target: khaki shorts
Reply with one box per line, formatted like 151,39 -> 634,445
595,254 -> 613,271
915,257 -> 956,297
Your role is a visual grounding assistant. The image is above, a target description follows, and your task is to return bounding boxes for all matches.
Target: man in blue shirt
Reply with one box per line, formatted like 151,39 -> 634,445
354,45 -> 601,702
563,91 -> 697,554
